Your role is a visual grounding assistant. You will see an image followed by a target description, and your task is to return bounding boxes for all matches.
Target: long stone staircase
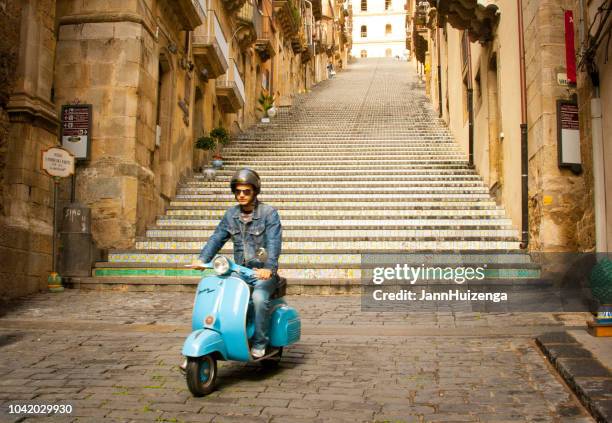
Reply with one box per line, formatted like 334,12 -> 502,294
76,59 -> 539,293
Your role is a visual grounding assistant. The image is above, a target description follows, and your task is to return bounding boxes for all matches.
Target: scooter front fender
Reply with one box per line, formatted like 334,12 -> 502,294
182,329 -> 228,360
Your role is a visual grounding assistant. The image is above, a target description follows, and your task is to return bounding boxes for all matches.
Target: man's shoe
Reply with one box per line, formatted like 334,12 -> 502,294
251,347 -> 266,358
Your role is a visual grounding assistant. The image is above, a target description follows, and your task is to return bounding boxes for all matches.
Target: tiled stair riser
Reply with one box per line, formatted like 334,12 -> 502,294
154,218 -> 515,227
144,229 -> 519,238
165,210 -> 508,218
93,267 -> 540,279
108,252 -> 534,265
134,240 -> 521,250
177,187 -> 492,194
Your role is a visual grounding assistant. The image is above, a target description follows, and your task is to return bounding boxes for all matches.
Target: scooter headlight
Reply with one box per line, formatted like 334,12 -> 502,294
212,256 -> 230,275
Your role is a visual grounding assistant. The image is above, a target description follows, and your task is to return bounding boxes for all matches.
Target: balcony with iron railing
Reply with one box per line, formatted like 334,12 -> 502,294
192,11 -> 229,79
216,59 -> 245,113
168,0 -> 203,30
255,15 -> 275,61
192,0 -> 207,21
236,0 -> 263,50
273,0 -> 301,37
221,0 -> 247,12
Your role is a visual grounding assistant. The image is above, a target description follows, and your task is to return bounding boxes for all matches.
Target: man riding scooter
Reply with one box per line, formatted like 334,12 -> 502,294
189,168 -> 282,358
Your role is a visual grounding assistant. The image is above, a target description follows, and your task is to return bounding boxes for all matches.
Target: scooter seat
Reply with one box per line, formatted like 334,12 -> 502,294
271,277 -> 287,299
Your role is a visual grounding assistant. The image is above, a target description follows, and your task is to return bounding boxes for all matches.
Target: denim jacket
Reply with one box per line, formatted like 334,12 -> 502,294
198,201 -> 282,273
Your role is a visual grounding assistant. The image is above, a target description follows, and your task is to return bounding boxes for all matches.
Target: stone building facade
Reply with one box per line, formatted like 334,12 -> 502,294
417,0 -> 601,252
1,0 -> 59,301
572,0 -> 611,255
0,0 -> 351,301
351,0 -> 407,58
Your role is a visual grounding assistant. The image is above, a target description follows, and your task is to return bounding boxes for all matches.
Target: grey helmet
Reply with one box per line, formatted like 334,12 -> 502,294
230,168 -> 261,195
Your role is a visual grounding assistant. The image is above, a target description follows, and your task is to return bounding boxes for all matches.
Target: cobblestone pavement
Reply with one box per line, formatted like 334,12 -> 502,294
0,291 -> 595,422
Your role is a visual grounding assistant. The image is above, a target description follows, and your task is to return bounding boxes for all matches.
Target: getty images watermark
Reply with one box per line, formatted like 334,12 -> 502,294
370,263 -> 508,303
360,253 -> 596,312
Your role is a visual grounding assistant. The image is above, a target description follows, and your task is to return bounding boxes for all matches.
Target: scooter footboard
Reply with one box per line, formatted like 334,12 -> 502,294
269,305 -> 301,347
182,329 -> 228,359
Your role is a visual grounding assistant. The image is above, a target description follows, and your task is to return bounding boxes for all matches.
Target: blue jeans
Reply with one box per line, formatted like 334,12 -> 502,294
232,272 -> 277,350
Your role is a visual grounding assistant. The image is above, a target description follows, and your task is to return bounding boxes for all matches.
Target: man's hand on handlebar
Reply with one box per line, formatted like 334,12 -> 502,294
254,268 -> 273,280
186,260 -> 207,270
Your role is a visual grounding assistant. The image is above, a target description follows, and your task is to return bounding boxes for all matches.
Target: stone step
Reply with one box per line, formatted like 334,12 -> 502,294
221,148 -> 464,155
106,251 -> 535,265
65,276 -> 544,294
195,169 -> 481,176
185,179 -> 485,187
173,194 -> 493,201
177,186 -> 491,194
219,154 -> 467,161
134,240 -> 522,250
169,200 -> 503,209
220,161 -> 471,168
165,208 -> 507,217
91,266 -> 540,281
154,218 -> 514,227
144,228 -> 519,239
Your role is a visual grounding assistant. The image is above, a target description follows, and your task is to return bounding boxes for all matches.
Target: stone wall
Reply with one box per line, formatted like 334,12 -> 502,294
523,0 -> 594,251
1,0 -> 59,301
54,0 -> 203,249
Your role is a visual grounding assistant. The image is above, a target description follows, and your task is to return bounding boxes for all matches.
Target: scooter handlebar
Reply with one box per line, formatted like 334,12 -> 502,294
185,256 -> 257,278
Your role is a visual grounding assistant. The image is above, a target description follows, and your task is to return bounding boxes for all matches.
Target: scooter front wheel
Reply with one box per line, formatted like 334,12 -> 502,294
186,355 -> 217,397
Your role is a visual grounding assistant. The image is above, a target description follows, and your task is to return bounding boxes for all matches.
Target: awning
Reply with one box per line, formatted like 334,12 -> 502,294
427,0 -> 500,42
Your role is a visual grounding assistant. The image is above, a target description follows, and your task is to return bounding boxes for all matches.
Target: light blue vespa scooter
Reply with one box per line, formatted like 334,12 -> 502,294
182,255 -> 301,396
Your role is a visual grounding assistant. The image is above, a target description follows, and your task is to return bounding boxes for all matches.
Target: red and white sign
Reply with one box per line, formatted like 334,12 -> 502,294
564,11 -> 577,85
61,104 -> 91,160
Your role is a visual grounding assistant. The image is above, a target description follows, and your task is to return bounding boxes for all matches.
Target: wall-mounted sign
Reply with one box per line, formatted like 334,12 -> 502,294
61,104 -> 92,161
41,147 -> 75,178
557,99 -> 582,174
557,73 -> 570,86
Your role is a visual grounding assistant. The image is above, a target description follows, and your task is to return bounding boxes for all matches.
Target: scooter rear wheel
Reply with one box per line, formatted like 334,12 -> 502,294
186,355 -> 217,397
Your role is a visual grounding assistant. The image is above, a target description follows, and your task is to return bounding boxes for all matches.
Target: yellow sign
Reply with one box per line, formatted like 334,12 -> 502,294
543,195 -> 553,205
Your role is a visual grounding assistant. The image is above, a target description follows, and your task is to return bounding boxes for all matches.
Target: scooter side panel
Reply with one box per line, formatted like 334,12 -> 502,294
192,278 -> 224,331
217,277 -> 252,361
182,329 -> 228,359
269,305 -> 301,347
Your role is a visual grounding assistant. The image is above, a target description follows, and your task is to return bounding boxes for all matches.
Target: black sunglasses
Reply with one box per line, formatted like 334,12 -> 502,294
234,188 -> 253,196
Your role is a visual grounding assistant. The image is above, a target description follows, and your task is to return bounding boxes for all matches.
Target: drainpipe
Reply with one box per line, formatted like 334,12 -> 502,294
467,38 -> 474,168
436,1 -> 442,118
437,28 -> 442,118
591,89 -> 607,254
517,0 -> 529,249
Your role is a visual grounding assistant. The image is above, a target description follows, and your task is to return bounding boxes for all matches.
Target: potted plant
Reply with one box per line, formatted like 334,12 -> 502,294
210,127 -> 230,169
195,135 -> 216,174
257,89 -> 276,123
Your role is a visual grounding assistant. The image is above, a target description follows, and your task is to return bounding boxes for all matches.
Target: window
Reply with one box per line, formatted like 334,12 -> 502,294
361,25 -> 367,38
385,24 -> 392,35
385,0 -> 391,10
361,0 -> 367,11
360,50 -> 367,57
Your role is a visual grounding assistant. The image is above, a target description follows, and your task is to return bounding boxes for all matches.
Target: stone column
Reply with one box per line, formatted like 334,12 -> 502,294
1,0 -> 60,299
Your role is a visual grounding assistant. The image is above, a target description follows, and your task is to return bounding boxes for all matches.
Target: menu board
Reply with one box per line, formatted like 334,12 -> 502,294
557,100 -> 581,172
